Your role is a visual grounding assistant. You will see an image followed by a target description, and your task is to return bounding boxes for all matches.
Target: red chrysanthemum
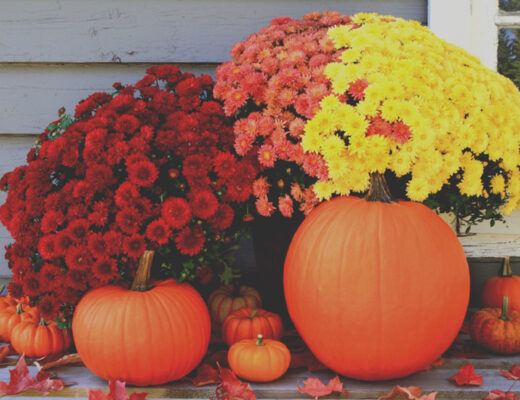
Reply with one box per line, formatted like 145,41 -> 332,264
55,231 -> 73,256
38,294 -> 61,320
115,114 -> 140,134
214,152 -> 237,179
93,258 -> 118,282
22,272 -> 42,297
161,198 -> 192,229
189,190 -> 219,220
123,234 -> 146,259
87,232 -> 106,258
348,78 -> 369,101
115,207 -> 142,234
208,204 -> 234,231
38,235 -> 58,260
67,219 -> 90,241
127,160 -> 159,188
175,225 -> 205,256
145,218 -> 171,245
40,263 -> 62,290
65,247 -> 91,270
392,121 -> 412,144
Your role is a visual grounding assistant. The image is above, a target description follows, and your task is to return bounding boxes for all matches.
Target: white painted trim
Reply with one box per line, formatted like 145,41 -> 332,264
429,0 -> 498,70
496,14 -> 520,28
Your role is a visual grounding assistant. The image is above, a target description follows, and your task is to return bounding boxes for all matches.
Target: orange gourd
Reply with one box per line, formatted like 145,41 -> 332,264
222,307 -> 283,346
284,174 -> 470,381
72,251 -> 211,386
208,285 -> 262,324
481,257 -> 520,312
11,318 -> 72,357
228,334 -> 290,382
470,296 -> 520,354
0,303 -> 40,342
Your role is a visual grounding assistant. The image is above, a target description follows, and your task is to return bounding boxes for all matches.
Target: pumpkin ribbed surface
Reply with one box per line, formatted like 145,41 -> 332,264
222,307 -> 283,346
11,321 -> 71,357
72,279 -> 211,386
208,285 -> 262,324
470,305 -> 520,354
284,196 -> 470,380
228,336 -> 290,382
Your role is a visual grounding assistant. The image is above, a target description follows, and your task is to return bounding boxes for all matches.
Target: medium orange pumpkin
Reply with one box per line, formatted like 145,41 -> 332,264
481,257 -> 520,312
11,318 -> 72,357
228,334 -> 291,382
72,251 -> 211,386
284,174 -> 470,380
0,303 -> 40,342
470,296 -> 520,354
222,307 -> 283,346
208,285 -> 262,324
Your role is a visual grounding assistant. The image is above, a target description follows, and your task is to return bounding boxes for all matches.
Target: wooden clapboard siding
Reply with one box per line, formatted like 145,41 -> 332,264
0,0 -> 427,63
0,64 -> 216,135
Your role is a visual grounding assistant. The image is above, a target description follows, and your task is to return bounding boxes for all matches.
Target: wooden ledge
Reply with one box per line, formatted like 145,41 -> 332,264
459,234 -> 520,258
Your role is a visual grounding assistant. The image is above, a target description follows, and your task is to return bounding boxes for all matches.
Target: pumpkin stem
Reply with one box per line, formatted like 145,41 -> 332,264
131,250 -> 155,292
16,303 -> 23,314
365,172 -> 395,203
500,296 -> 510,321
256,334 -> 264,346
250,309 -> 259,319
499,257 -> 513,277
39,318 -> 47,326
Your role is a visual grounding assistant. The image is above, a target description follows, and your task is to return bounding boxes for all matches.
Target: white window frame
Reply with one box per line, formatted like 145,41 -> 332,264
428,0 -> 499,71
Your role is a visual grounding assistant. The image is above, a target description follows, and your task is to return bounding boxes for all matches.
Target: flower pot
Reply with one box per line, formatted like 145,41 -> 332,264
252,214 -> 304,324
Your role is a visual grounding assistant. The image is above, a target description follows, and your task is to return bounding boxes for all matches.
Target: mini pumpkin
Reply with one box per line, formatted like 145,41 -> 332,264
0,303 -> 40,342
222,307 -> 283,346
208,285 -> 262,324
482,257 -> 520,312
11,318 -> 72,357
228,334 -> 291,382
470,296 -> 520,354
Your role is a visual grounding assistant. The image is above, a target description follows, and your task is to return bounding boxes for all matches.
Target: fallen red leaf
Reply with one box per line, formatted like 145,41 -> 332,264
205,350 -> 229,368
87,380 -> 147,400
290,351 -> 328,372
189,363 -> 220,387
500,365 -> 520,381
212,365 -> 256,400
297,376 -> 348,400
379,385 -> 437,399
449,363 -> 483,386
483,389 -> 518,400
0,355 -> 66,395
421,358 -> 445,371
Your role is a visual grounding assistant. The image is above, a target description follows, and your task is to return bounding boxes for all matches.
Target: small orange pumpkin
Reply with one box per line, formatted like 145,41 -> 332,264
470,296 -> 520,354
11,318 -> 72,357
482,257 -> 520,312
208,285 -> 262,324
228,334 -> 291,382
0,303 -> 40,342
222,307 -> 283,346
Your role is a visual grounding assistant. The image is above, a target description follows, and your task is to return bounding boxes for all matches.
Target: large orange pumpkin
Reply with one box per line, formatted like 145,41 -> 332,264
72,251 -> 211,386
284,176 -> 470,381
481,257 -> 520,312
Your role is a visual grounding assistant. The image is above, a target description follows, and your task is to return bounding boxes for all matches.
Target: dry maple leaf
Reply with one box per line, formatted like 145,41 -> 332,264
189,363 -> 220,387
290,351 -> 328,372
36,353 -> 83,371
212,365 -> 256,400
0,355 -> 66,395
500,365 -> 520,381
379,385 -> 437,400
87,380 -> 147,400
297,375 -> 348,400
483,389 -> 518,400
0,345 -> 11,365
449,363 -> 483,386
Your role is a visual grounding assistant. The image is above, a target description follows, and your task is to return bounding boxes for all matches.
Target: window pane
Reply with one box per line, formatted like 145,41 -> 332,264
500,0 -> 520,11
498,28 -> 520,87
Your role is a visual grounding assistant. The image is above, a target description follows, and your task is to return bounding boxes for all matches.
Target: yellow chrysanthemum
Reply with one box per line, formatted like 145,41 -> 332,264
301,13 -> 520,211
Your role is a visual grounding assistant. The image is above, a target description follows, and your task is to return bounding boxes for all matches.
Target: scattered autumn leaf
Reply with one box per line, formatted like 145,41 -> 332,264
289,351 -> 327,372
500,365 -> 520,381
205,350 -> 229,368
297,375 -> 348,400
87,380 -> 147,400
189,363 -> 220,387
36,353 -> 83,371
483,389 -> 518,400
212,365 -> 256,400
0,345 -> 12,365
421,358 -> 445,372
0,355 -> 66,395
379,385 -> 437,400
449,363 -> 483,386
